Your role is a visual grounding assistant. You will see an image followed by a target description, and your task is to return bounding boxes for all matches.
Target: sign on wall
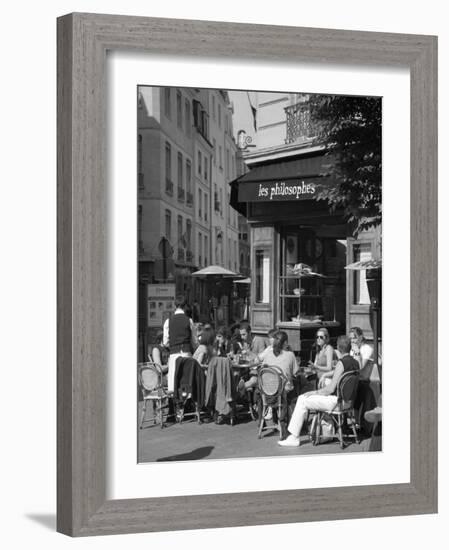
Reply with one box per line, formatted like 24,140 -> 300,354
147,284 -> 176,327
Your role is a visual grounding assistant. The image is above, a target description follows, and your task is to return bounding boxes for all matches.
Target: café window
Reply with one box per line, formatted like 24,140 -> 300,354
255,249 -> 270,304
353,242 -> 372,305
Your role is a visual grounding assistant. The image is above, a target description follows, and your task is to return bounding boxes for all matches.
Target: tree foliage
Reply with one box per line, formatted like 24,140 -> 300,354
309,95 -> 382,236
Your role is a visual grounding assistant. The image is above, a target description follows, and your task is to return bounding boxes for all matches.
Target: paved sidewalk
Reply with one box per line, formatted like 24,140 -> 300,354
138,403 -> 373,463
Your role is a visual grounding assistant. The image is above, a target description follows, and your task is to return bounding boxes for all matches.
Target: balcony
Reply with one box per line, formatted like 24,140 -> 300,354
186,250 -> 194,263
285,103 -> 317,144
177,248 -> 185,262
177,186 -> 185,202
165,178 -> 174,196
186,191 -> 193,206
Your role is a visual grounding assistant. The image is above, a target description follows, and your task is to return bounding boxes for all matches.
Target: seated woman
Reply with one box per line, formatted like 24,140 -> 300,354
349,326 -> 373,370
193,327 -> 216,367
215,327 -> 232,357
257,328 -> 277,362
309,328 -> 335,381
258,330 -> 300,435
260,331 -> 299,391
149,330 -> 169,374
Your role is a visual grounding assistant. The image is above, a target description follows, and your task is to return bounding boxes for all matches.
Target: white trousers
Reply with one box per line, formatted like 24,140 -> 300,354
288,393 -> 338,437
167,351 -> 192,392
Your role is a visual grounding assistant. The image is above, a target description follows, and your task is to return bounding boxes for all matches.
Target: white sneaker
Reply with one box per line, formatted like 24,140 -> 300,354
278,435 -> 300,447
264,406 -> 273,420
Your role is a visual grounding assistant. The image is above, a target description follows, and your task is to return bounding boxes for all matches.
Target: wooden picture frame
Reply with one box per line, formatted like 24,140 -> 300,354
57,12 -> 437,536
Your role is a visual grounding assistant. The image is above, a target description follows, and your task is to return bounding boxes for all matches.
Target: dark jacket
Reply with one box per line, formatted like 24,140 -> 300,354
174,356 -> 206,408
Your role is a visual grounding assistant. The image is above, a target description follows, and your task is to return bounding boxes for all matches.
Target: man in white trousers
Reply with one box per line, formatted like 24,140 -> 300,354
278,335 -> 359,447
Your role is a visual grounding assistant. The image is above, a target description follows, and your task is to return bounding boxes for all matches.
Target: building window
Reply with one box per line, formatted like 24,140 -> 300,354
198,232 -> 202,266
138,134 -> 143,189
138,204 -> 143,254
204,193 -> 208,222
214,184 -> 219,212
186,219 -> 192,249
226,148 -> 230,179
165,142 -> 172,194
198,151 -> 202,176
212,94 -> 216,120
164,88 -> 171,119
204,157 -> 208,181
198,188 -> 202,219
185,99 -> 191,137
204,235 -> 208,266
186,160 -> 192,204
219,146 -> 223,170
138,134 -> 143,173
353,242 -> 372,305
193,100 -> 209,140
177,215 -> 183,245
177,152 -> 184,201
218,103 -> 222,128
176,90 -> 182,129
165,209 -> 172,242
213,138 -> 216,165
255,249 -> 270,303
219,189 -> 223,216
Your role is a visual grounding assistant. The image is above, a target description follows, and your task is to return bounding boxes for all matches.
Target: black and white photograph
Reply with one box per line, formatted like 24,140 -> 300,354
137,86 -> 382,462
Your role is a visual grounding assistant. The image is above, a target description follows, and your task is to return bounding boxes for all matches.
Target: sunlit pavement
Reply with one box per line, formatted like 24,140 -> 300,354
137,403 -> 375,463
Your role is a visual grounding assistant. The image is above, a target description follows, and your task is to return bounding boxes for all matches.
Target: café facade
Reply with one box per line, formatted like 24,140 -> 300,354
230,146 -> 381,360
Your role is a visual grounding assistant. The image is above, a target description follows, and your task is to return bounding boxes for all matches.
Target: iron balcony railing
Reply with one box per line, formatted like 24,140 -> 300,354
284,103 -> 317,144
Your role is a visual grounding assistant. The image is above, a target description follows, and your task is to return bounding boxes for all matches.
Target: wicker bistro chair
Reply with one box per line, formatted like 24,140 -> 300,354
138,361 -> 171,429
257,365 -> 287,440
309,369 -> 360,449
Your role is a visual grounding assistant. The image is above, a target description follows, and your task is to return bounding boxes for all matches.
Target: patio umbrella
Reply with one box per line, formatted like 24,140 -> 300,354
233,277 -> 251,284
192,265 -> 239,277
344,258 -> 382,271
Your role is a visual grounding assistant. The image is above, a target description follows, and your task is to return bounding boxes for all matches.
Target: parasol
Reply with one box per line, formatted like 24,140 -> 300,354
191,265 -> 239,277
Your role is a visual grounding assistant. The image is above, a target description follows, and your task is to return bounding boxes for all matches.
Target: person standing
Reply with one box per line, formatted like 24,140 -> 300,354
163,295 -> 197,392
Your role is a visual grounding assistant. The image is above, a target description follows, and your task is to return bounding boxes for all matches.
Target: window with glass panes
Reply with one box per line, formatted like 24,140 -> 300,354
176,90 -> 182,129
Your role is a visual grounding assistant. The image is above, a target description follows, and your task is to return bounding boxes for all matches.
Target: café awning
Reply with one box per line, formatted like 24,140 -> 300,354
229,153 -> 334,215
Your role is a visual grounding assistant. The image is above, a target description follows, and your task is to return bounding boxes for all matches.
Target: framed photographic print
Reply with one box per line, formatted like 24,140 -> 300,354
57,13 -> 437,536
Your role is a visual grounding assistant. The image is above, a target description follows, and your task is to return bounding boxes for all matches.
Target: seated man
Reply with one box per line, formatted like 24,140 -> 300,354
278,335 -> 359,447
238,320 -> 267,356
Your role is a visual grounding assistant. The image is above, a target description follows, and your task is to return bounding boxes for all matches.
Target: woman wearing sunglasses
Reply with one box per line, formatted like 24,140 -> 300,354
309,328 -> 335,380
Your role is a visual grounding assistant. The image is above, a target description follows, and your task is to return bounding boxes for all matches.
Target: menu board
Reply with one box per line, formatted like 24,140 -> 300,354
147,284 -> 176,327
